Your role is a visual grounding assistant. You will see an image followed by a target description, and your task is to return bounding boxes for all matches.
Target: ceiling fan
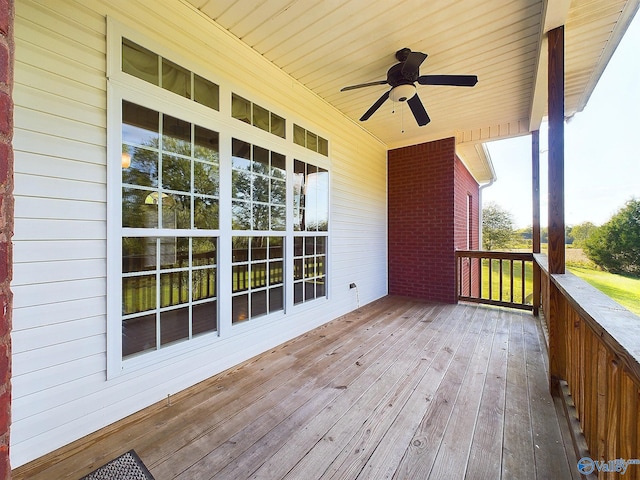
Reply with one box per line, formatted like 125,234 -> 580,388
341,48 -> 478,126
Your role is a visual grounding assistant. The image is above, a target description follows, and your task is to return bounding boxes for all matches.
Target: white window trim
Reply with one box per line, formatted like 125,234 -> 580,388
106,18 -> 332,379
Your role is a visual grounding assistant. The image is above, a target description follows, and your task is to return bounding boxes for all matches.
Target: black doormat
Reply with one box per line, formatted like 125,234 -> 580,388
80,450 -> 155,480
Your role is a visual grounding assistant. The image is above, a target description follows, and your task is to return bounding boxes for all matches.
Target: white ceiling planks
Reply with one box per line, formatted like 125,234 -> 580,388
186,0 -> 639,182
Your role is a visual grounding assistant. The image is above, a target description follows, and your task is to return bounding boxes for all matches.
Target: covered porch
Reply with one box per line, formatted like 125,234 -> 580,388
13,297 -> 579,479
3,0 -> 640,476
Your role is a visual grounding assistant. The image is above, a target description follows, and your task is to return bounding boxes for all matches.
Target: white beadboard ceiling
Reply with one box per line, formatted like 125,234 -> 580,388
185,0 -> 638,182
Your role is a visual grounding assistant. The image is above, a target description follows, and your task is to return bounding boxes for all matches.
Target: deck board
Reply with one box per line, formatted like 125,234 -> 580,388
12,297 -> 579,480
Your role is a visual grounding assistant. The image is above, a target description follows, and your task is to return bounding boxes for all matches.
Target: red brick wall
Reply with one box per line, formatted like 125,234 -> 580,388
388,138 -> 479,303
0,0 -> 12,477
454,156 -> 480,297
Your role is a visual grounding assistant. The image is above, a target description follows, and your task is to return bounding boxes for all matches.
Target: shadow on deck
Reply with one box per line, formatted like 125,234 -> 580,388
13,296 -> 580,479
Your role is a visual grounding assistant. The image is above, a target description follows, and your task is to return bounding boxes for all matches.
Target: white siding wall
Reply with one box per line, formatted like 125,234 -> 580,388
11,0 -> 388,467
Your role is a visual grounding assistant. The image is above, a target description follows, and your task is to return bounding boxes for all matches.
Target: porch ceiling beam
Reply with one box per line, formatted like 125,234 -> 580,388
529,0 -> 571,132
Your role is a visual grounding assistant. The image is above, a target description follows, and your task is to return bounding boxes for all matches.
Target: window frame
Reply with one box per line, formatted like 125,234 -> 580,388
107,18 -> 331,378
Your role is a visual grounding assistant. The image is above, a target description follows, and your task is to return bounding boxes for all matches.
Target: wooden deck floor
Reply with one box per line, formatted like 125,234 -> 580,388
14,297 -> 580,480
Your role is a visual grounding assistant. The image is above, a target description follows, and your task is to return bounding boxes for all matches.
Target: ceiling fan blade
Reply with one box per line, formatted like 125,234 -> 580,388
360,90 -> 390,121
401,51 -> 428,78
340,80 -> 388,92
407,94 -> 430,126
417,75 -> 478,87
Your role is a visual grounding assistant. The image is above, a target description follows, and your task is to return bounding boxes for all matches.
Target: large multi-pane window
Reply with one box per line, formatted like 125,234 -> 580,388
121,100 -> 219,357
112,30 -> 330,367
231,236 -> 285,323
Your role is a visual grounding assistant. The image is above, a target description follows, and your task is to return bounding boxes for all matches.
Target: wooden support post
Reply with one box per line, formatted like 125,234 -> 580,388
532,130 -> 541,316
547,26 -> 566,395
547,26 -> 565,275
532,130 -> 541,254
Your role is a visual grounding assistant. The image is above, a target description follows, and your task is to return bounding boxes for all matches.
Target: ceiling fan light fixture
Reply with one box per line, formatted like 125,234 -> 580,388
389,84 -> 416,102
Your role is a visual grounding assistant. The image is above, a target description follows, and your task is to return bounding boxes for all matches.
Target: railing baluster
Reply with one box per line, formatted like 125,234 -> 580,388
478,257 -> 482,299
509,260 -> 514,304
521,260 -> 526,304
489,259 -> 493,300
467,258 -> 472,298
499,259 -> 503,302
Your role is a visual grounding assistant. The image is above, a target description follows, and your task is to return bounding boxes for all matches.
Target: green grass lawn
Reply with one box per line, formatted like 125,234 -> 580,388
567,265 -> 640,316
474,247 -> 640,316
479,259 -> 534,305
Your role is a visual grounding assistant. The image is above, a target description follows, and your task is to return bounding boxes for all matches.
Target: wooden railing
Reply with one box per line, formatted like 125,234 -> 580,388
455,250 -> 536,311
536,254 -> 640,478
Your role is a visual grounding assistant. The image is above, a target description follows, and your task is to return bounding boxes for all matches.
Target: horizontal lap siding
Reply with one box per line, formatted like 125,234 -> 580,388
11,0 -> 387,468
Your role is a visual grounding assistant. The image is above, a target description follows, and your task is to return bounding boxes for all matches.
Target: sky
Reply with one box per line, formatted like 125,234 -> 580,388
483,12 -> 640,229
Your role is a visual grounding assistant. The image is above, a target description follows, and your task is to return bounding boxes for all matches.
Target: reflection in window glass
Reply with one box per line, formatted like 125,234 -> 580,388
162,155 -> 190,192
123,314 -> 156,357
232,138 -> 286,231
253,104 -> 270,132
318,137 -> 329,156
293,124 -> 328,156
232,236 -> 284,323
121,100 -> 219,359
293,124 -> 305,146
121,237 -> 218,357
293,160 -> 329,232
306,131 -> 318,152
194,126 -> 219,161
123,274 -> 156,315
122,187 -> 157,229
232,94 -> 251,124
194,74 -> 219,111
122,38 -> 219,111
163,115 -> 191,155
232,93 -> 286,138
271,113 -> 285,138
293,236 -> 327,305
162,58 -> 190,98
161,308 -> 189,345
122,39 -> 159,85
123,237 -> 156,273
122,101 -> 159,145
122,101 -> 219,231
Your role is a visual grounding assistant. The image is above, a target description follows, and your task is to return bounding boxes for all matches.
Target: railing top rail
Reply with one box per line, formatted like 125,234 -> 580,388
534,253 -> 640,385
456,250 -> 534,261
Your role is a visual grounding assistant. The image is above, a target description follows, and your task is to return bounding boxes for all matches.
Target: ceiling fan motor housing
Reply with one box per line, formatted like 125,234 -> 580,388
387,63 -> 418,85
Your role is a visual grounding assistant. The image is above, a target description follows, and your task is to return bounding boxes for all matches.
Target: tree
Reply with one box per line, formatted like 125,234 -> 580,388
585,199 -> 640,275
482,202 -> 516,250
569,222 -> 598,248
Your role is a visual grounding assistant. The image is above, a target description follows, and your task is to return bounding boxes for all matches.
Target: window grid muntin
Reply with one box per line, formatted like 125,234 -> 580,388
293,159 -> 329,232
232,138 -> 286,231
232,93 -> 286,138
293,235 -> 327,305
122,101 -> 220,231
122,38 -> 219,111
231,236 -> 285,324
113,28 -> 333,368
122,236 -> 218,358
293,124 -> 328,156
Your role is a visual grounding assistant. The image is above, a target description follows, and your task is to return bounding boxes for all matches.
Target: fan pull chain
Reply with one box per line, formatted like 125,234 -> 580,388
401,102 -> 405,133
